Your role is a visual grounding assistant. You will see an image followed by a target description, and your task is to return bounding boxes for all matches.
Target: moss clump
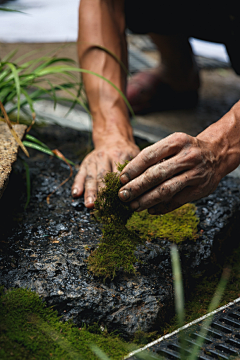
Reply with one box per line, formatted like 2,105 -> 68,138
88,161 -> 143,279
127,204 -> 199,243
89,162 -> 199,280
0,287 -> 131,360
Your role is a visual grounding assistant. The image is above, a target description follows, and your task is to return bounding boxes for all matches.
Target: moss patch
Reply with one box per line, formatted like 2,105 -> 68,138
89,162 -> 199,280
88,162 -> 143,279
0,287 -> 133,360
127,204 -> 199,243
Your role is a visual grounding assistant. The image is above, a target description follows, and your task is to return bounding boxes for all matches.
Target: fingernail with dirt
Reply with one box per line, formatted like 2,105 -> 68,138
85,196 -> 94,206
119,189 -> 130,201
120,173 -> 130,184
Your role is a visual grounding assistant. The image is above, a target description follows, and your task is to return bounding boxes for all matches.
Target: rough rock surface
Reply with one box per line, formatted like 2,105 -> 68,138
0,123 -> 26,199
1,125 -> 240,337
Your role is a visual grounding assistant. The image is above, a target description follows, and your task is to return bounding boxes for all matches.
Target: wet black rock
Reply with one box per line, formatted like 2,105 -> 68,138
1,125 -> 240,337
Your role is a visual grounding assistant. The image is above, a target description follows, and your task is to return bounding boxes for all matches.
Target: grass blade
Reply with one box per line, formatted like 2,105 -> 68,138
47,80 -> 57,109
21,88 -> 35,114
92,44 -> 129,76
89,344 -> 111,360
1,49 -> 18,62
25,134 -> 50,150
170,244 -> 186,360
134,350 -> 163,359
187,268 -> 230,360
22,141 -> 54,156
0,7 -> 25,13
6,62 -> 21,121
31,65 -> 134,117
23,139 -> 76,166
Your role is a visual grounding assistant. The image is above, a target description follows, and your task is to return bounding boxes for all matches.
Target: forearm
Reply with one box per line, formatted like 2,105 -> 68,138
78,0 -> 133,146
197,100 -> 240,179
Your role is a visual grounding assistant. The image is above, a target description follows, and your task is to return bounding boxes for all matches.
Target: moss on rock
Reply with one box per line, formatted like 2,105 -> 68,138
0,287 -> 130,360
88,162 -> 199,280
88,161 -> 143,279
127,204 -> 199,244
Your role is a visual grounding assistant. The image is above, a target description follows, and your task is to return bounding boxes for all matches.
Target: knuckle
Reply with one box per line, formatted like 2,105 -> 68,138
143,168 -> 155,185
141,146 -> 156,164
97,151 -> 105,158
158,184 -> 171,198
185,147 -> 202,164
172,132 -> 190,146
97,169 -> 106,180
85,174 -> 94,181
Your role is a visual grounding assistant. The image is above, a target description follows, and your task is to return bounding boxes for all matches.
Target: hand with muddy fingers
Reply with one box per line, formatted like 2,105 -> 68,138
72,138 -> 140,208
118,132 -> 222,214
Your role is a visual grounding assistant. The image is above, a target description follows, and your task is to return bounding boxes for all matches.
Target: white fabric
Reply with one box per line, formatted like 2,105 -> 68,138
0,0 -> 79,43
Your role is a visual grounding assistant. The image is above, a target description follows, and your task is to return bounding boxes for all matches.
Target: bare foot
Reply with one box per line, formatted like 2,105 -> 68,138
127,35 -> 200,114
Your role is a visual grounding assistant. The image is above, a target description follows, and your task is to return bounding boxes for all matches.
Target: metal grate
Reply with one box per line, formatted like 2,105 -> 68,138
127,300 -> 240,360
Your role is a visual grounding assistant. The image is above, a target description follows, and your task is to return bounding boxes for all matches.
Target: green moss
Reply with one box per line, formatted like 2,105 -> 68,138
89,162 -> 200,280
88,161 -> 143,279
127,203 -> 199,244
0,287 -> 132,360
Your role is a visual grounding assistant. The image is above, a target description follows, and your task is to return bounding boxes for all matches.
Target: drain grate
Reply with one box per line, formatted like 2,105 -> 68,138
126,300 -> 240,360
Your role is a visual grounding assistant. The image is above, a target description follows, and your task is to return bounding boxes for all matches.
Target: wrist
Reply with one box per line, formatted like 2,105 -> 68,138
92,109 -> 134,147
197,100 -> 240,178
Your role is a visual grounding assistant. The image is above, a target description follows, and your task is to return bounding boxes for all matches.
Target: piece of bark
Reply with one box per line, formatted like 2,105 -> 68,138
0,123 -> 27,199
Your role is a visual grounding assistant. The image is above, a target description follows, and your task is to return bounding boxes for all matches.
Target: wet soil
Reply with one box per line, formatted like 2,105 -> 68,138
1,124 -> 240,337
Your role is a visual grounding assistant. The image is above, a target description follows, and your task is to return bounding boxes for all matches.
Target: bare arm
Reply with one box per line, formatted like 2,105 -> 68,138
72,0 -> 139,207
118,101 -> 240,214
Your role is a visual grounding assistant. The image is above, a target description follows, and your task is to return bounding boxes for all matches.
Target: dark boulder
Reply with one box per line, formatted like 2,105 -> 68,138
1,125 -> 240,337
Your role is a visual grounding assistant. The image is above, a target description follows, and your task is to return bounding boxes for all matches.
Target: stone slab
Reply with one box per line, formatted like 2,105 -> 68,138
1,125 -> 240,337
0,123 -> 27,199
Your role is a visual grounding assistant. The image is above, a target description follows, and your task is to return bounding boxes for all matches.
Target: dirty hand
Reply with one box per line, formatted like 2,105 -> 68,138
72,137 -> 140,208
118,132 -> 222,214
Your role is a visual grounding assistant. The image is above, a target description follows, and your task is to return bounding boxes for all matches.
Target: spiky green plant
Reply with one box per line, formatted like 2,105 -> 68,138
0,49 -> 134,123
0,51 -> 87,120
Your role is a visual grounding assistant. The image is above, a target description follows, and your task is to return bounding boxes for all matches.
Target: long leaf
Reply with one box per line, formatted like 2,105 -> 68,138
25,134 -> 50,150
21,88 -> 35,114
22,141 -> 54,156
6,62 -> 21,121
0,7 -> 25,13
93,44 -> 129,76
187,268 -> 230,360
171,244 -> 186,360
1,49 -> 18,62
23,140 -> 76,166
89,345 -> 111,360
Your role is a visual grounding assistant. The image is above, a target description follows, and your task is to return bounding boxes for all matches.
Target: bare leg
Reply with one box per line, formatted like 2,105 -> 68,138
127,34 -> 200,113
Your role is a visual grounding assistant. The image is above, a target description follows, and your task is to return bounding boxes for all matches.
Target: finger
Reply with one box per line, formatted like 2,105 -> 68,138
84,161 -> 98,208
147,167 -> 217,215
112,151 -> 136,173
72,163 -> 87,198
97,162 -> 112,191
119,132 -> 191,185
129,172 -> 188,212
148,187 -> 195,215
118,150 -> 192,203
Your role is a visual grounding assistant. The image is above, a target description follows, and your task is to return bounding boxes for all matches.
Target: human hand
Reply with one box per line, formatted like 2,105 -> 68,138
118,132 -> 222,214
72,137 -> 139,208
